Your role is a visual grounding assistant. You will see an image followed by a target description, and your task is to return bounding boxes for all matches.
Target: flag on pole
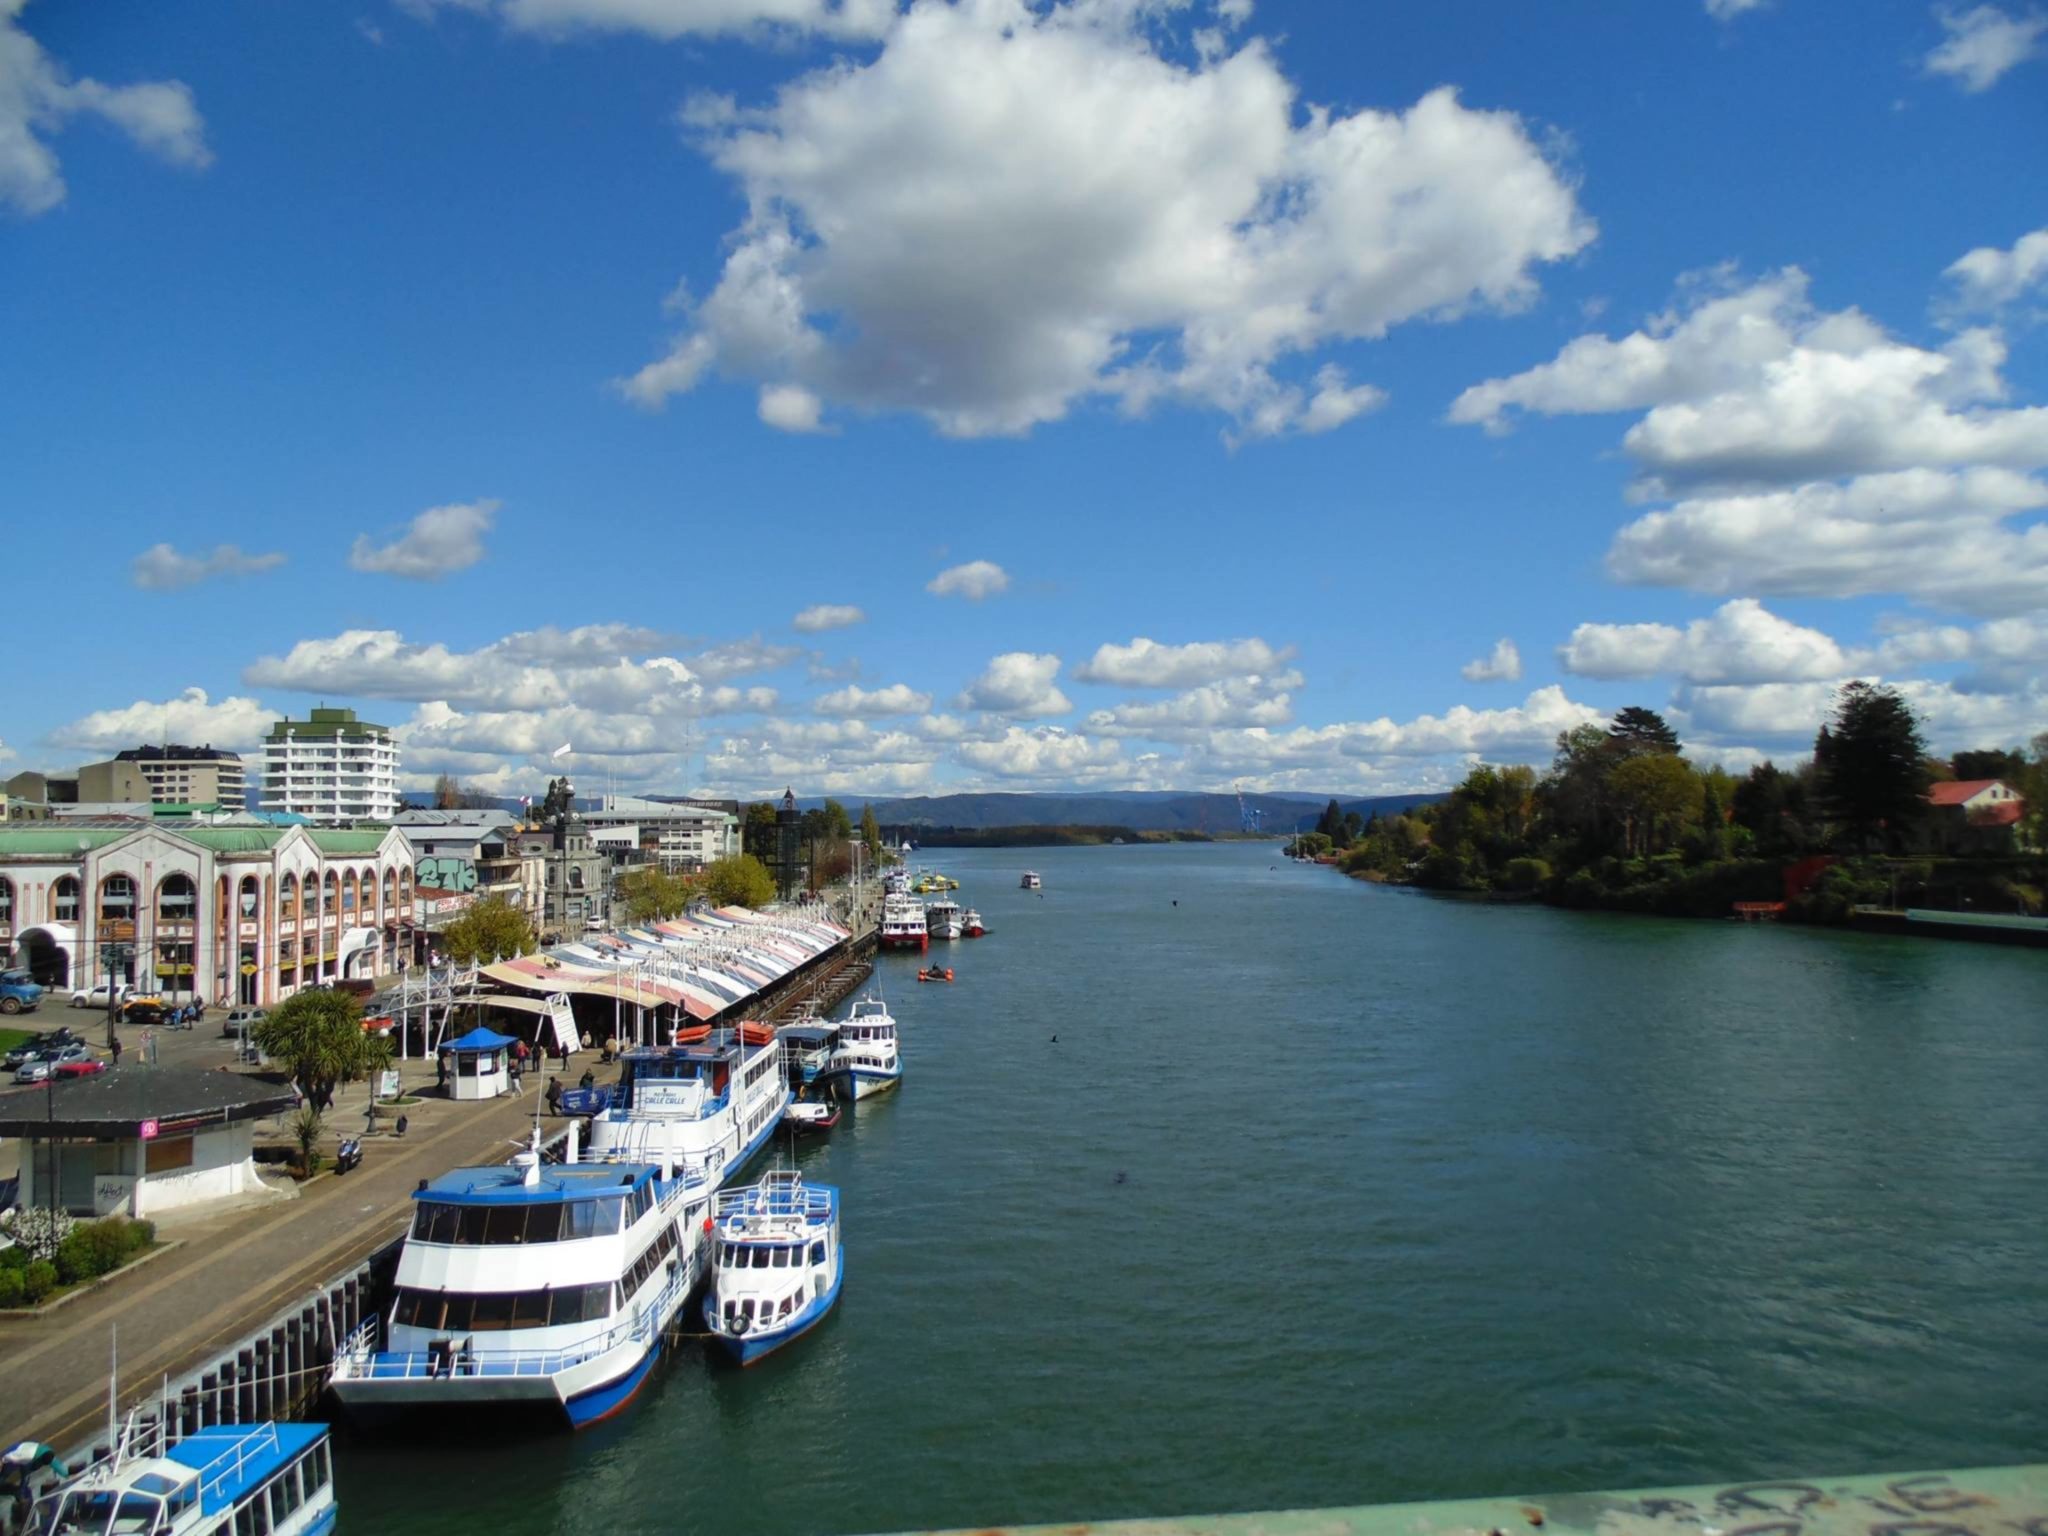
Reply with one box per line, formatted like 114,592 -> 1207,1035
551,743 -> 573,759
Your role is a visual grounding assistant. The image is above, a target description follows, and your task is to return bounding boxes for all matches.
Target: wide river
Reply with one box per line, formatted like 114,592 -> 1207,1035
340,842 -> 2048,1534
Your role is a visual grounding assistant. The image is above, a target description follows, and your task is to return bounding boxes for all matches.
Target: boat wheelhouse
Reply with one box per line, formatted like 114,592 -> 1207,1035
1019,871 -> 1042,890
702,1170 -> 843,1365
879,895 -> 928,951
327,1148 -> 707,1429
925,898 -> 964,940
582,1027 -> 790,1183
29,1421 -> 334,1536
824,995 -> 900,1100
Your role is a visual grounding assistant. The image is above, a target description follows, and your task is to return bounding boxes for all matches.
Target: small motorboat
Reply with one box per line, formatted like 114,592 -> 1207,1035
784,1100 -> 840,1135
916,965 -> 954,983
1020,871 -> 1042,890
962,909 -> 986,936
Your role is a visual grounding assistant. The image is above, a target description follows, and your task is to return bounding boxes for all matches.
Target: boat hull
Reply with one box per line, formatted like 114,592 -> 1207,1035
705,1256 -> 843,1366
843,1067 -> 901,1100
329,1332 -> 663,1430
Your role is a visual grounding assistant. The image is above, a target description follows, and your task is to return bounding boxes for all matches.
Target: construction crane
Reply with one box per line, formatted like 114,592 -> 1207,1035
1235,781 -> 1263,834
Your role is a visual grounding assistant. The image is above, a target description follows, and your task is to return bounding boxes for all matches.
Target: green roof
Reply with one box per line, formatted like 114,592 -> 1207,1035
265,706 -> 390,740
175,827 -> 287,853
306,829 -> 394,855
149,803 -> 225,817
0,827 -> 137,857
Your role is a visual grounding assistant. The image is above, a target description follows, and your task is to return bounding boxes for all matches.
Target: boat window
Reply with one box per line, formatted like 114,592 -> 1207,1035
308,1443 -> 331,1494
484,1205 -> 530,1245
234,1493 -> 271,1536
810,1241 -> 825,1264
771,1246 -> 788,1268
511,1289 -> 552,1329
524,1203 -> 566,1243
456,1207 -> 493,1244
469,1292 -> 516,1331
440,1295 -> 473,1332
566,1197 -> 624,1239
267,1467 -> 300,1528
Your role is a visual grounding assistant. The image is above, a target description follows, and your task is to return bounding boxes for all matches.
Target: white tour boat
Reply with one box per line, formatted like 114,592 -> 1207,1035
825,994 -> 901,1100
962,908 -> 986,937
879,893 -> 928,951
328,1138 -> 708,1430
925,897 -> 964,940
28,1419 -> 336,1536
581,1024 -> 790,1182
1019,871 -> 1042,890
702,1170 -> 843,1366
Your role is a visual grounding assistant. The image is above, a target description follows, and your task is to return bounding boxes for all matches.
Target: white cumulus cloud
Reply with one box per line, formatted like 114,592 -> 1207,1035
1460,638 -> 1523,682
1924,4 -> 2047,91
758,382 -> 829,433
927,560 -> 1010,600
1074,635 -> 1293,687
621,0 -> 1592,438
349,500 -> 498,580
405,0 -> 897,40
0,0 -> 211,217
956,652 -> 1071,717
1084,673 -> 1300,736
1944,225 -> 2048,313
131,542 -> 286,591
792,603 -> 865,632
813,682 -> 933,717
50,687 -> 271,753
1560,599 -> 1861,684
953,725 -> 1126,782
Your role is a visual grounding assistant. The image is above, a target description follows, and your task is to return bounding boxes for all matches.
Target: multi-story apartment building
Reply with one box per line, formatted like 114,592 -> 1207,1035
113,744 -> 249,807
259,708 -> 402,824
583,794 -> 740,872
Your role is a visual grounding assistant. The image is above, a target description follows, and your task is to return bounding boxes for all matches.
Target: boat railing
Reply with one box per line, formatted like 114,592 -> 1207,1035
335,1263 -> 695,1383
715,1180 -> 833,1224
189,1423 -> 284,1503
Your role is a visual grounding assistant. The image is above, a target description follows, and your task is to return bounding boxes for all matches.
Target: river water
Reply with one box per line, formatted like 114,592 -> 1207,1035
339,842 -> 2048,1533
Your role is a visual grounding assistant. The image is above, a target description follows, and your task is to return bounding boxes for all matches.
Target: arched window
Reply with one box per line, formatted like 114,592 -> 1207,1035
280,872 -> 299,919
157,874 -> 196,923
100,874 -> 137,924
383,868 -> 396,912
238,875 -> 259,920
0,877 -> 11,927
53,876 -> 80,923
341,872 -> 358,913
399,869 -> 412,907
569,867 -> 584,891
324,870 -> 340,915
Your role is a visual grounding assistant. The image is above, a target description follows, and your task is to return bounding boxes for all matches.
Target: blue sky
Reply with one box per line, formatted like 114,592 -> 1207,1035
3,0 -> 2044,799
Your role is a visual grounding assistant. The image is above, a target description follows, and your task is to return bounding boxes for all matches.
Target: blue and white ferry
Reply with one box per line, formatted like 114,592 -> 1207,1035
29,1421 -> 334,1536
825,995 -> 900,1100
584,1025 -> 791,1181
327,1139 -> 709,1429
702,1170 -> 843,1366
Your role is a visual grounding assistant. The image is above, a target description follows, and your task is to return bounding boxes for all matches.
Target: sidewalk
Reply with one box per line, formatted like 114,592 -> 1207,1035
0,1077 -> 565,1455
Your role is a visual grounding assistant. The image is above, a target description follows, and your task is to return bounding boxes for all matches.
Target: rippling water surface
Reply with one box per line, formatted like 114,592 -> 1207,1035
340,843 -> 2048,1534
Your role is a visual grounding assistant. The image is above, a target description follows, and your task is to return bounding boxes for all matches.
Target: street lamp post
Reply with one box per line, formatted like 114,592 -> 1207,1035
105,941 -> 131,1051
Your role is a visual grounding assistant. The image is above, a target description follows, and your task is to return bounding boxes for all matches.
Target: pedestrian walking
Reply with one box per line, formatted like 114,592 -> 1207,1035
545,1076 -> 563,1116
110,1035 -> 123,1067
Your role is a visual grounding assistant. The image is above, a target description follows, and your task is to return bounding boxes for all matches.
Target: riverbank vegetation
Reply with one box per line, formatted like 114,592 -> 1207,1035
1288,685 -> 2046,922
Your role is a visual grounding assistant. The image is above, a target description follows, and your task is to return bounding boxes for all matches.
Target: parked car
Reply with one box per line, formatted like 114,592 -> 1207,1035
69,981 -> 138,1009
13,1045 -> 86,1084
14,1058 -> 55,1084
222,1006 -> 267,1040
0,968 -> 45,1016
53,1058 -> 108,1079
3,1027 -> 80,1068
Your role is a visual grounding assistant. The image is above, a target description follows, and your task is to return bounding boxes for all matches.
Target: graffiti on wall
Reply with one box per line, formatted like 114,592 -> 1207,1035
414,857 -> 478,893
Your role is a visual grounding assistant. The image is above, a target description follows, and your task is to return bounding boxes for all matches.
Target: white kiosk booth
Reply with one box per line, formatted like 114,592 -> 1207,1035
442,1026 -> 515,1101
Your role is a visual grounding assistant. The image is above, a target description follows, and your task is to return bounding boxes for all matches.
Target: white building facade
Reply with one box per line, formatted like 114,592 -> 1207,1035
259,707 -> 402,824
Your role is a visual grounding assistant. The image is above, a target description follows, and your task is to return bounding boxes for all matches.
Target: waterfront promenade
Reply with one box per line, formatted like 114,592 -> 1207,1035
0,1061 -> 553,1456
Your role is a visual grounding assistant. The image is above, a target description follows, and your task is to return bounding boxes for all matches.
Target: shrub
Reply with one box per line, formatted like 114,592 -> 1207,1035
0,1269 -> 22,1308
55,1218 -> 141,1285
22,1260 -> 57,1304
6,1208 -> 75,1262
1500,857 -> 1552,892
0,1243 -> 27,1272
125,1220 -> 156,1254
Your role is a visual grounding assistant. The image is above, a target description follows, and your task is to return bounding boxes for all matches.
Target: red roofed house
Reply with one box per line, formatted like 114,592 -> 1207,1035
1923,779 -> 2028,854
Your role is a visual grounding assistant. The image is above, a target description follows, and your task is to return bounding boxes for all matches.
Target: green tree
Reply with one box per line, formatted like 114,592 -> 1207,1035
617,866 -> 694,923
859,803 -> 881,861
822,799 -> 853,839
1607,706 -> 1683,758
741,802 -> 779,860
254,990 -> 384,1112
702,854 -> 775,909
1953,747 -> 2027,782
440,894 -> 537,966
1609,753 -> 1703,856
1820,681 -> 1930,850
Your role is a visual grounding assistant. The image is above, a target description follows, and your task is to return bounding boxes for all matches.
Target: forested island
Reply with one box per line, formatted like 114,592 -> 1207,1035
1285,683 -> 2046,924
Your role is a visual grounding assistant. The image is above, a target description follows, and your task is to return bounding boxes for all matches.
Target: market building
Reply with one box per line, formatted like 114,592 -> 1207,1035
0,822 -> 415,1006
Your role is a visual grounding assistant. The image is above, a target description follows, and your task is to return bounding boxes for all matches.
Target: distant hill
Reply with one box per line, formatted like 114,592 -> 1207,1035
804,790 -> 1445,835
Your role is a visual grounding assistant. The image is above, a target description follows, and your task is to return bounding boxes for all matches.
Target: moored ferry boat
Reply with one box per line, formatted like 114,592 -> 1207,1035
925,897 -> 964,940
1019,871 -> 1042,890
880,894 -> 928,951
583,1025 -> 791,1183
328,1142 -> 708,1429
30,1419 -> 336,1536
962,908 -> 986,937
702,1170 -> 843,1365
824,995 -> 900,1100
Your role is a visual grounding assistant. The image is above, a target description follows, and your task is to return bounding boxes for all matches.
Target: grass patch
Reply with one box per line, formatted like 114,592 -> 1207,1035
0,1027 -> 35,1056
